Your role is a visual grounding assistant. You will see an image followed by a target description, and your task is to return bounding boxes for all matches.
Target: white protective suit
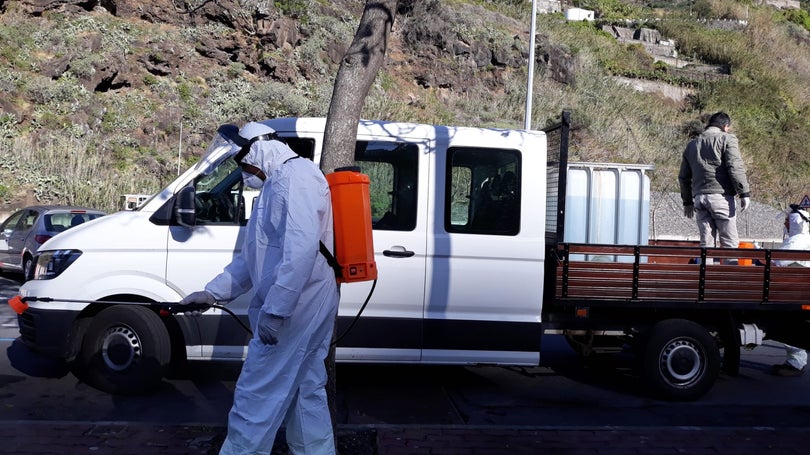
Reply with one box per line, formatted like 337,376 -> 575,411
775,208 -> 810,372
205,122 -> 340,454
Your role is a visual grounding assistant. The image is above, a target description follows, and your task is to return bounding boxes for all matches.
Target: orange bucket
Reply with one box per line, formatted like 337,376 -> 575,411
738,241 -> 754,266
325,167 -> 377,283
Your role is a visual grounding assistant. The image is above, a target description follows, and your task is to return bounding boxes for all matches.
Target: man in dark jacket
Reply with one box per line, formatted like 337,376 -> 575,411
678,112 -> 751,248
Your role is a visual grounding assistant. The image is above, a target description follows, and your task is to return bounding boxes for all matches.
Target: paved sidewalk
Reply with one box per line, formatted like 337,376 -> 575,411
0,422 -> 806,454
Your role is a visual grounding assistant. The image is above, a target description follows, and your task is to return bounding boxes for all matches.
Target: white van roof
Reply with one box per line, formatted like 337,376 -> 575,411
259,118 -> 543,142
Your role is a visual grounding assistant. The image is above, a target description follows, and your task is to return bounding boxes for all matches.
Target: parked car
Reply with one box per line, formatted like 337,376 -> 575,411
0,205 -> 106,280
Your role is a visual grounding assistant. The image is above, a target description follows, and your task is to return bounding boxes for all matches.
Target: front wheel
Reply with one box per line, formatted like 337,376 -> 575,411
74,305 -> 171,395
642,319 -> 720,401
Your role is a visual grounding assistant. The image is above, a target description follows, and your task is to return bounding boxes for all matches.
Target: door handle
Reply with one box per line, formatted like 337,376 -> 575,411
383,247 -> 415,258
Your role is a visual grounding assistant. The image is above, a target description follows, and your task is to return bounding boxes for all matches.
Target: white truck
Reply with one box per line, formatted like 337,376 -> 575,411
11,111 -> 810,401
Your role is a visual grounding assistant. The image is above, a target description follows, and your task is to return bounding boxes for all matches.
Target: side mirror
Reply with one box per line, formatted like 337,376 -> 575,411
175,184 -> 197,228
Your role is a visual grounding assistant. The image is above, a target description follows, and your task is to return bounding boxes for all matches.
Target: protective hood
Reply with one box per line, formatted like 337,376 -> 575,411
787,207 -> 810,237
239,121 -> 276,141
241,139 -> 299,179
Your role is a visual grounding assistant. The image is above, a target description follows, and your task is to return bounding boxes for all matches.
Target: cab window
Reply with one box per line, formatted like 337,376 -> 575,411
353,140 -> 419,231
445,147 -> 521,235
193,137 -> 316,226
194,159 -> 244,225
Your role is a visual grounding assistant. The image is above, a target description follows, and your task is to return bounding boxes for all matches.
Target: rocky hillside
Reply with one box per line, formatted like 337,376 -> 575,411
3,0 -> 532,146
1,0 -> 810,222
0,0 -> 540,212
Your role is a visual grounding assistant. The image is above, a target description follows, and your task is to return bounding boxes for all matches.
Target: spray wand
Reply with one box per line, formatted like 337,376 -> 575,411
10,282 -> 375,344
8,295 -> 254,335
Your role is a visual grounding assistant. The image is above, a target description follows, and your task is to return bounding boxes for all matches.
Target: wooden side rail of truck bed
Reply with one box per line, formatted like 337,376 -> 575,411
553,243 -> 810,308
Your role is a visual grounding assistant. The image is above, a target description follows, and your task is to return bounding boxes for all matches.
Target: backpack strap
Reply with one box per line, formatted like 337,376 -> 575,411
279,155 -> 337,278
319,241 -> 343,280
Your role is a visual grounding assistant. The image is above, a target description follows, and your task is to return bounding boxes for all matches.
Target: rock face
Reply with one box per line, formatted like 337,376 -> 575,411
11,0 -> 530,90
0,0 -> 549,209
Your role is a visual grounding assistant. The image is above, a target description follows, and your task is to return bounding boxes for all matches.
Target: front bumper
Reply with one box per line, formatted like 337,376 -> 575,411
16,305 -> 81,359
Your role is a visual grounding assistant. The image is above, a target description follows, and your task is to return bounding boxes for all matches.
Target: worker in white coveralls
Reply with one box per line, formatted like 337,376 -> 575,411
771,204 -> 810,377
180,121 -> 340,453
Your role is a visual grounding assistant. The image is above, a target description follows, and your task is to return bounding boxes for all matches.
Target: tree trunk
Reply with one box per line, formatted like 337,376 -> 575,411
320,0 -> 398,174
319,1 -> 398,451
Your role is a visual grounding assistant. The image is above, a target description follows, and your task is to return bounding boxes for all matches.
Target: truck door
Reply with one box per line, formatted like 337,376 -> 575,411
335,137 -> 428,362
422,129 -> 546,365
164,157 -> 253,359
165,137 -> 317,361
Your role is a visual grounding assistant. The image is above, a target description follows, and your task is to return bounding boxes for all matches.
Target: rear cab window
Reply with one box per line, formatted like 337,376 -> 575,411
445,147 -> 521,235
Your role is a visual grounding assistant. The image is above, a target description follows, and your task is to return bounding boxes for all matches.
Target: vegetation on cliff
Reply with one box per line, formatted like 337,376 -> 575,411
0,0 -> 809,213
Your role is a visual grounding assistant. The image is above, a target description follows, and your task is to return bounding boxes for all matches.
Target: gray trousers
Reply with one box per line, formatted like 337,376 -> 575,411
693,193 -> 739,248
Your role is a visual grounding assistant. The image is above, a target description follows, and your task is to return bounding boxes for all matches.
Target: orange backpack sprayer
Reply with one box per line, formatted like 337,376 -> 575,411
321,166 -> 377,283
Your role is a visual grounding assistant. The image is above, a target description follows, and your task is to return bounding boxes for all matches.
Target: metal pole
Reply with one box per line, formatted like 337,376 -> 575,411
177,121 -> 183,175
524,0 -> 538,130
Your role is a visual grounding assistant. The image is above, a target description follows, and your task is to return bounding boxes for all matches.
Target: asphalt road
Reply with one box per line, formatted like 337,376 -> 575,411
3,273 -> 810,430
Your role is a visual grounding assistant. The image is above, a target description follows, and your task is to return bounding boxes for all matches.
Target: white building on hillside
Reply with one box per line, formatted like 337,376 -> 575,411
565,8 -> 595,22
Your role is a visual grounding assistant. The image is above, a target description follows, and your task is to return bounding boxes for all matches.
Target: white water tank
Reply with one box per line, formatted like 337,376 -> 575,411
564,162 -> 653,261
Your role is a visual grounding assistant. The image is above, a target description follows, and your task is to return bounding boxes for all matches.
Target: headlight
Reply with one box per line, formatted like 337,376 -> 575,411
33,249 -> 82,280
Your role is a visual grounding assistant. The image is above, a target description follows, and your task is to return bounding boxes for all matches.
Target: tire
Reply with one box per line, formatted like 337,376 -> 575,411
75,305 -> 171,395
642,319 -> 720,402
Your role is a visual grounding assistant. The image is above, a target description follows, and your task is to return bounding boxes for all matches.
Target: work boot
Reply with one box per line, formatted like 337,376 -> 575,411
772,363 -> 805,377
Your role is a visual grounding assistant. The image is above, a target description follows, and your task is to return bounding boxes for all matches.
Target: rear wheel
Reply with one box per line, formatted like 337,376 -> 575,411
642,319 -> 720,401
75,305 -> 171,395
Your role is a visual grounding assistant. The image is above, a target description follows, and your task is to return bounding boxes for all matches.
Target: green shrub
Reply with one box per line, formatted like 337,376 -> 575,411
0,113 -> 17,138
574,0 -> 643,21
177,81 -> 193,102
780,8 -> 810,32
143,74 -> 159,86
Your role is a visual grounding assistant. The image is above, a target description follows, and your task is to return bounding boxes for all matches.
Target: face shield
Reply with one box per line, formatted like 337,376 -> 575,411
194,124 -> 245,177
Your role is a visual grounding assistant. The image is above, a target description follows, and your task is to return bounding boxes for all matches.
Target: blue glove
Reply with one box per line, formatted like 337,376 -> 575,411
258,312 -> 286,345
179,291 -> 215,305
178,291 -> 215,317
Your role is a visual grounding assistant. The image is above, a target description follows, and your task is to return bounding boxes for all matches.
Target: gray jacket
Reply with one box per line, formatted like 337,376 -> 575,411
678,126 -> 751,205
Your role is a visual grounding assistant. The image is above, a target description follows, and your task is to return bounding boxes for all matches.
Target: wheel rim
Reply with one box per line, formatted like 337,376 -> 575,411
101,325 -> 142,372
659,338 -> 703,386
